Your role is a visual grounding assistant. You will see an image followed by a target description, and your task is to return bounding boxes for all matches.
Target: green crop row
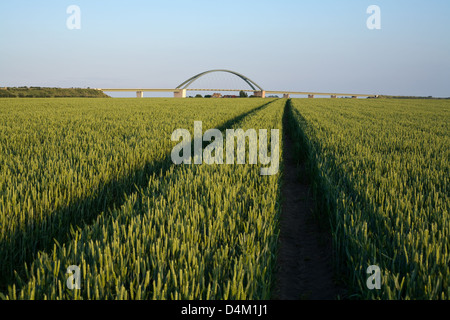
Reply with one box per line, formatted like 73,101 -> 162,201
0,97 -> 275,290
288,98 -> 449,299
0,98 -> 284,299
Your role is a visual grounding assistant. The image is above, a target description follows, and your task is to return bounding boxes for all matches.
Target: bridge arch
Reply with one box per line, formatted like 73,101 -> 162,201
176,69 -> 264,91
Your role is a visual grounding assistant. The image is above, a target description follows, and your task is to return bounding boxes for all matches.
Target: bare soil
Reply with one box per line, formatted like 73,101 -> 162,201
273,128 -> 339,300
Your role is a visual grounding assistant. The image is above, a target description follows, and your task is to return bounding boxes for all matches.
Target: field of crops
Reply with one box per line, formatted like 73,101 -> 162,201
0,97 -> 448,300
287,98 -> 449,299
0,97 -> 283,299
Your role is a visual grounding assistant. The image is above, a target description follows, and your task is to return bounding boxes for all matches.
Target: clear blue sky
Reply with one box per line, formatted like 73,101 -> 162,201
0,0 -> 449,97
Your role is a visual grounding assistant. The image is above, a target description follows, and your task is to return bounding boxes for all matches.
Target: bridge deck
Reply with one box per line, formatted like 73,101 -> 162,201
100,88 -> 376,97
265,91 -> 375,97
100,89 -> 178,92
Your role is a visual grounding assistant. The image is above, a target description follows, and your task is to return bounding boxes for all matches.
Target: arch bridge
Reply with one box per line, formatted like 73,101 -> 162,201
100,69 -> 377,99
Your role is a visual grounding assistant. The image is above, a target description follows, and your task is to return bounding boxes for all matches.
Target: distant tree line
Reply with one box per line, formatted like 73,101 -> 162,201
189,91 -> 261,99
0,87 -> 111,98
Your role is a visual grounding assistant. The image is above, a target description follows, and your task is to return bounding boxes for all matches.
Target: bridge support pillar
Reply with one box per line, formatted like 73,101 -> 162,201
174,89 -> 187,98
283,94 -> 290,99
308,94 -> 315,99
254,90 -> 266,98
136,91 -> 144,98
331,95 -> 337,99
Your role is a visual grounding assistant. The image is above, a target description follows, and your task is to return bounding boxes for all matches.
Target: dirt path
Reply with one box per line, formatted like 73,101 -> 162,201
273,116 -> 339,300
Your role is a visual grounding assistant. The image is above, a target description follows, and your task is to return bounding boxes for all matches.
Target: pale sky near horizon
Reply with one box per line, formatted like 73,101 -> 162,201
0,0 -> 449,97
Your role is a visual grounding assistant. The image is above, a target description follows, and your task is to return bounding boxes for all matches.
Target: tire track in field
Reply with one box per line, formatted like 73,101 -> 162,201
273,100 -> 339,300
